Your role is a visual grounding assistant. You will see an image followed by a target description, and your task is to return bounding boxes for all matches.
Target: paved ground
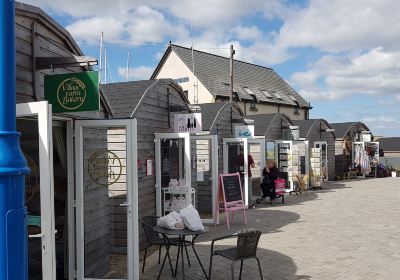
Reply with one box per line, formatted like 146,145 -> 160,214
141,177 -> 400,280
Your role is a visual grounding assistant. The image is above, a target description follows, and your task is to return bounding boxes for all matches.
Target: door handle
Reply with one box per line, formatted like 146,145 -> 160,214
119,202 -> 131,207
29,232 -> 45,239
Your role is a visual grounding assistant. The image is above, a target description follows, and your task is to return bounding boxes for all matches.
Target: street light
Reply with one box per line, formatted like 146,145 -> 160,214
0,1 -> 30,279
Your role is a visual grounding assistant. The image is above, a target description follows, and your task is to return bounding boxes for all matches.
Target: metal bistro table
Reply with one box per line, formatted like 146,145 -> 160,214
153,226 -> 209,280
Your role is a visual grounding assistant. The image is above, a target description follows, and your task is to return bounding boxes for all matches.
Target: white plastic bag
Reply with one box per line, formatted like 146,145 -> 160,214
157,211 -> 183,229
180,204 -> 204,231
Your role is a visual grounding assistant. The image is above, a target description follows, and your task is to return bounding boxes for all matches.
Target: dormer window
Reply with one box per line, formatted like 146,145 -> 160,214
261,90 -> 272,98
270,90 -> 283,99
243,87 -> 256,97
250,96 -> 258,111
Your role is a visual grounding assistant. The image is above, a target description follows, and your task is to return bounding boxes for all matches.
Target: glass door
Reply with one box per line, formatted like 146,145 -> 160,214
75,120 -> 139,280
154,133 -> 191,217
223,138 -> 249,206
247,138 -> 265,204
190,135 -> 218,224
314,141 -> 328,181
16,101 -> 56,280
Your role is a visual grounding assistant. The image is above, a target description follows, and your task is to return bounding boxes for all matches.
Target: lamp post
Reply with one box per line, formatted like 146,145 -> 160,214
0,1 -> 30,279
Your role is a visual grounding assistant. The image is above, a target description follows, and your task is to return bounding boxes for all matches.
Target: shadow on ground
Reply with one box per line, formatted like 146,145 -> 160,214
140,244 -> 312,280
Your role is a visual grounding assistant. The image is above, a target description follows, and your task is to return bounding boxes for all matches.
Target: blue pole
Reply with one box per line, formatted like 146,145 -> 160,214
0,1 -> 30,279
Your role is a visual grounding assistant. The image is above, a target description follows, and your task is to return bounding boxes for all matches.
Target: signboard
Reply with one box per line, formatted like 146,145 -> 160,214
282,128 -> 299,140
216,173 -> 247,228
220,173 -> 243,202
44,71 -> 99,113
234,125 -> 255,138
174,113 -> 202,133
361,133 -> 372,142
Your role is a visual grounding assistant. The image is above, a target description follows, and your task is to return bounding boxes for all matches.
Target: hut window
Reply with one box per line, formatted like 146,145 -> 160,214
232,92 -> 239,102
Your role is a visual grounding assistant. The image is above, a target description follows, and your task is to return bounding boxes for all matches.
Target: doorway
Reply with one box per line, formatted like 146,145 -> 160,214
190,135 -> 218,224
154,133 -> 191,217
75,119 -> 139,280
314,141 -> 328,181
223,138 -> 249,206
16,101 -> 56,280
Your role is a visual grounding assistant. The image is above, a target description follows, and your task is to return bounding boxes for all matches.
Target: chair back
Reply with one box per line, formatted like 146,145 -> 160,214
236,229 -> 262,258
141,216 -> 162,245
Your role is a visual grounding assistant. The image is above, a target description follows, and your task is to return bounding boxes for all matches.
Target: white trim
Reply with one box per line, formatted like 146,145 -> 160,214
16,101 -> 56,280
222,138 -> 249,206
154,133 -> 191,217
75,119 -> 138,280
191,135 -> 218,224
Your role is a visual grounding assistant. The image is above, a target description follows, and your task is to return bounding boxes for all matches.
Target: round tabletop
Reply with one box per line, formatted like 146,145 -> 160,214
153,226 -> 209,236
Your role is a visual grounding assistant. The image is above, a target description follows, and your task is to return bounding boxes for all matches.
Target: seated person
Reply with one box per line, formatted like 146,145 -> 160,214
260,160 -> 281,204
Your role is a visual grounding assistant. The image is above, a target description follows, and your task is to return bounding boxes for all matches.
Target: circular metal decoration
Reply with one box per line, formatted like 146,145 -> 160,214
88,150 -> 123,186
57,76 -> 87,110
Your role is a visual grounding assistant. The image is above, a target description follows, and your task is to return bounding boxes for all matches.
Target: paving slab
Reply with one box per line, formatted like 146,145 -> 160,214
141,178 -> 400,279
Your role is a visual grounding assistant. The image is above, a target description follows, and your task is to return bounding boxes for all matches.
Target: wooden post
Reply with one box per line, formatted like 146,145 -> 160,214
230,45 -> 235,102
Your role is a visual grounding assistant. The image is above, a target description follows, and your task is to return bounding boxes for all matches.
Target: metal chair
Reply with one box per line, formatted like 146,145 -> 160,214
140,216 -> 191,273
209,229 -> 263,280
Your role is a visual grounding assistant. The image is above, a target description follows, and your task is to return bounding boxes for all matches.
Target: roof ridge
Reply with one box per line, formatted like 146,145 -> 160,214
170,43 -> 273,71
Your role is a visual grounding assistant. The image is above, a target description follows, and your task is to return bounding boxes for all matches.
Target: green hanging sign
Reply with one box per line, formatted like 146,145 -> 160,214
44,71 -> 99,113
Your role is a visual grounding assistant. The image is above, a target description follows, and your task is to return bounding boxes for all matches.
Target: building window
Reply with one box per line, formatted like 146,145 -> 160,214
288,95 -> 297,101
183,90 -> 188,99
249,96 -> 257,111
243,87 -> 255,96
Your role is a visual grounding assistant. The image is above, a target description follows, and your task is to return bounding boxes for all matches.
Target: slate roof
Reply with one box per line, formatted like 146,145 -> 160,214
198,102 -> 244,131
152,44 -> 311,108
330,122 -> 370,139
292,119 -> 334,138
100,80 -> 161,118
377,137 -> 400,152
246,114 -> 292,136
198,103 -> 226,131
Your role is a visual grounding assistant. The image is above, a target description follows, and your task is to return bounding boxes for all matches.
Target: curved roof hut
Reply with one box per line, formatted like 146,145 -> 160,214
330,122 -> 372,177
292,119 -> 336,180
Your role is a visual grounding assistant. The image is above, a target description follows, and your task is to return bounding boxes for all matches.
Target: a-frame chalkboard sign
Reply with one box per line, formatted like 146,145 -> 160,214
215,173 -> 247,228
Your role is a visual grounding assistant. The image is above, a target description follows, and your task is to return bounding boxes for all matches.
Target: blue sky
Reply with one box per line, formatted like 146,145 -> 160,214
22,0 -> 400,136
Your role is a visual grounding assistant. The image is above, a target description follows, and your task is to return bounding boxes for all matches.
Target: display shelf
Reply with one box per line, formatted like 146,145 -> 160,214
162,187 -> 196,215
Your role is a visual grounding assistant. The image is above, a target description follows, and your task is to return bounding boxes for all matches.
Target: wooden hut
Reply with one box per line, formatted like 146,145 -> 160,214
15,2 -> 114,279
292,119 -> 336,181
330,122 -> 371,178
101,79 -> 192,238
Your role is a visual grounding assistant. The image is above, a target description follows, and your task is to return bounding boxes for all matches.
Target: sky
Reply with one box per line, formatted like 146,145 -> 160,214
21,0 -> 400,137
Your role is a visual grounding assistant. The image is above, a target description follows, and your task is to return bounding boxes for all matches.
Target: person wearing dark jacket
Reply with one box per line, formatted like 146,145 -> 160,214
260,160 -> 281,204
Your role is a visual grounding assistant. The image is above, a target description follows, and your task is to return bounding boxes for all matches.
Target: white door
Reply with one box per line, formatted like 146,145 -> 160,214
190,135 -> 218,224
247,138 -> 266,200
154,133 -> 191,217
75,119 -> 139,280
16,101 -> 56,280
314,141 -> 328,181
292,140 -> 310,189
223,138 -> 249,206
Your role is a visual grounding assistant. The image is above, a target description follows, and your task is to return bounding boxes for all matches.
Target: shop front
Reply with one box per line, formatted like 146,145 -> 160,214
14,4 -> 143,279
330,122 -> 373,178
247,113 -> 309,192
292,119 -> 336,183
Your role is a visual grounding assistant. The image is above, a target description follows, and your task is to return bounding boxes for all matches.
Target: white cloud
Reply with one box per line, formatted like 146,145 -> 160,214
291,48 -> 400,101
231,25 -> 262,41
117,66 -> 154,81
274,0 -> 400,52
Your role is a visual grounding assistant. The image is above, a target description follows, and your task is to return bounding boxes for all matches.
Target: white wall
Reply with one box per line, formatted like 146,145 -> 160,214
154,51 -> 214,104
